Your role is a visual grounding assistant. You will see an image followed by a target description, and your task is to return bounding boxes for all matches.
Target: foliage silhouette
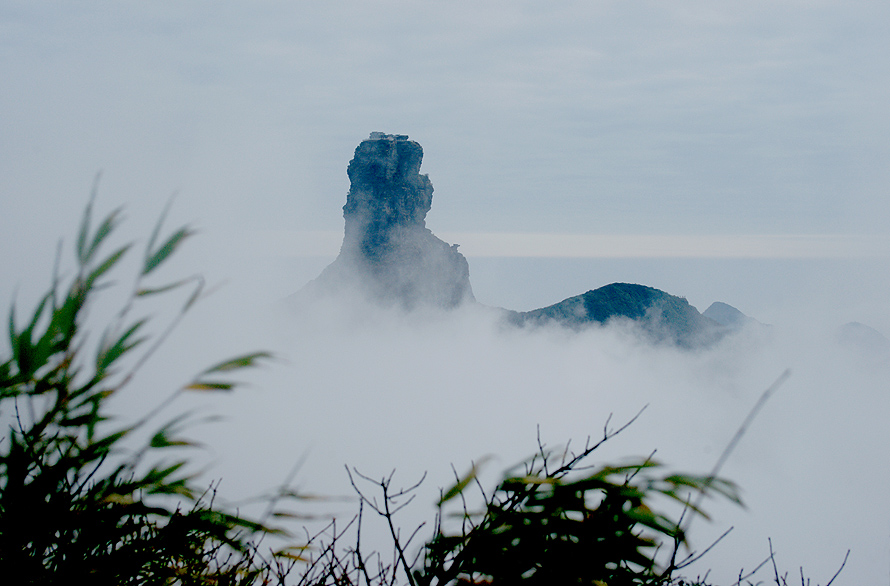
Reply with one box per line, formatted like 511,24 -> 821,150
0,188 -> 295,584
419,424 -> 742,585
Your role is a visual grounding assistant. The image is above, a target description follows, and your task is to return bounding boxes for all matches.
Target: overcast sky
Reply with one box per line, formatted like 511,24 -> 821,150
3,1 -> 890,238
4,1 -> 890,310
2,3 -> 890,583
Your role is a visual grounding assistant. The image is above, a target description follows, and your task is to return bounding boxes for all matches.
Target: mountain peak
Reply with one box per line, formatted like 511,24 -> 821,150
508,283 -> 725,348
305,133 -> 474,309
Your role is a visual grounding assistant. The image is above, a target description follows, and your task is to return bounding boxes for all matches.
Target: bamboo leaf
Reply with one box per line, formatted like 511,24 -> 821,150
84,207 -> 123,263
143,461 -> 188,486
46,289 -> 82,349
149,412 -> 197,448
76,190 -> 95,264
271,511 -> 314,520
182,277 -> 204,311
272,544 -> 312,561
96,319 -> 147,372
145,197 -> 173,265
16,331 -> 35,377
185,381 -> 235,391
103,493 -> 141,507
143,227 -> 193,275
8,302 -> 17,362
438,456 -> 492,505
199,352 -> 273,375
23,292 -> 52,339
149,432 -> 192,449
84,245 -> 131,291
135,278 -> 193,297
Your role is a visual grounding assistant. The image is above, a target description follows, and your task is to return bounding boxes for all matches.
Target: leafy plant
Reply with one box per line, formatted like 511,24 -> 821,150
0,188 -> 290,584
417,416 -> 741,586
305,414 -> 742,586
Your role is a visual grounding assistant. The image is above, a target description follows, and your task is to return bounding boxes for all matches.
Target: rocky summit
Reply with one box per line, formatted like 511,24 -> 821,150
301,132 -> 755,349
507,283 -> 726,349
307,132 -> 474,309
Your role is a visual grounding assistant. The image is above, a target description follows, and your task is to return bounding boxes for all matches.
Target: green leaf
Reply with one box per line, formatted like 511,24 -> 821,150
135,278 -> 193,297
149,432 -> 192,449
273,546 -> 310,561
149,412 -> 197,448
83,207 -> 123,264
438,456 -> 492,505
84,244 -> 131,290
23,292 -> 52,338
199,351 -> 273,375
182,277 -> 205,311
59,414 -> 97,428
145,196 -> 173,264
96,319 -> 147,372
142,227 -> 193,275
143,461 -> 188,485
76,189 -> 95,264
185,381 -> 235,391
79,428 -> 133,461
15,329 -> 35,377
7,302 -> 17,361
46,288 -> 82,349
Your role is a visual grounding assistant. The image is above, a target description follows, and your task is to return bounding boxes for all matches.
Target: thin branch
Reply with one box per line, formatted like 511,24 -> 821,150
823,549 -> 849,586
673,526 -> 733,570
551,405 -> 648,478
685,370 -> 791,538
346,467 -> 425,586
729,553 -> 773,585
770,538 -> 781,585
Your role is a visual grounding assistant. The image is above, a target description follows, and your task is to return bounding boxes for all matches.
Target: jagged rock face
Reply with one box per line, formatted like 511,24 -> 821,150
342,133 -> 432,259
311,132 -> 474,309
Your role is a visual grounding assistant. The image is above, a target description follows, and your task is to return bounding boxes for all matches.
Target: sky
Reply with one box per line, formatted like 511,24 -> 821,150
3,1 -> 890,313
2,1 -> 890,583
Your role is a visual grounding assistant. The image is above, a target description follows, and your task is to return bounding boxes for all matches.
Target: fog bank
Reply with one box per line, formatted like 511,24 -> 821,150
164,254 -> 890,584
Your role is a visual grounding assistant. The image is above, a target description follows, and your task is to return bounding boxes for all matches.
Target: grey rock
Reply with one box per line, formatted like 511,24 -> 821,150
307,133 -> 474,309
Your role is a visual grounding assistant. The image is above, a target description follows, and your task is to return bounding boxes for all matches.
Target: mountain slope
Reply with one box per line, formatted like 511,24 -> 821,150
507,283 -> 726,348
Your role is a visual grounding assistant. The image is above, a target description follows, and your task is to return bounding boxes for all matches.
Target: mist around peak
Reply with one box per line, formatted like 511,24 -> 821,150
303,132 -> 474,310
142,234 -> 890,585
299,133 -> 745,350
210,276 -> 883,585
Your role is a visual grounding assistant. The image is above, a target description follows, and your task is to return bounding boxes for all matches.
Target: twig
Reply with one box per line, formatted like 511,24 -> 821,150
666,370 -> 790,578
674,526 -> 734,570
823,549 -> 849,586
730,553 -> 773,586
551,404 -> 648,478
770,538 -> 781,585
688,370 -> 791,534
346,467 -> 425,586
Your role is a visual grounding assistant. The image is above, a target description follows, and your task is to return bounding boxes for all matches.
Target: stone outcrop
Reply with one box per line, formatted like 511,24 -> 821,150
307,132 -> 474,309
506,283 -> 726,348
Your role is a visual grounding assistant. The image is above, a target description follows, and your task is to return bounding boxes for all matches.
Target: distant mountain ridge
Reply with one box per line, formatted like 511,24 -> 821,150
506,283 -> 726,348
835,321 -> 890,360
300,133 -> 751,348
